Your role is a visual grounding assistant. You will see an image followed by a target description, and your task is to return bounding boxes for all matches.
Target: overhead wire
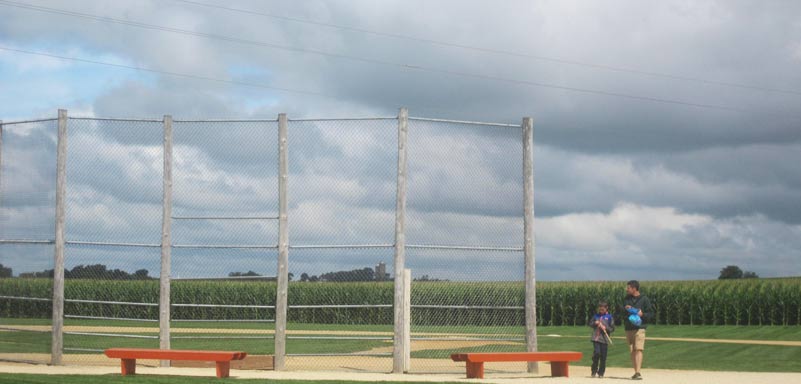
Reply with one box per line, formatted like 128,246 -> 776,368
0,0 -> 759,113
174,0 -> 801,97
0,45 -> 461,118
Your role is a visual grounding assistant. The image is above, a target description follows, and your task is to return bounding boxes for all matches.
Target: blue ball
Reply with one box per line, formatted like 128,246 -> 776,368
628,314 -> 642,326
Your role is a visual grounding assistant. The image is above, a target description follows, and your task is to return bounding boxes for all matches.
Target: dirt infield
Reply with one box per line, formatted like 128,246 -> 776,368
8,325 -> 801,347
4,325 -> 799,383
1,360 -> 800,384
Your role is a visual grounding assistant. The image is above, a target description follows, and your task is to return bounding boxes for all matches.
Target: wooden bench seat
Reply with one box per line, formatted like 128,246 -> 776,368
451,351 -> 583,378
104,348 -> 247,378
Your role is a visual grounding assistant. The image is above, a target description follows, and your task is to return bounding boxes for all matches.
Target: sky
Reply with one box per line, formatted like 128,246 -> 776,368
1,0 -> 800,281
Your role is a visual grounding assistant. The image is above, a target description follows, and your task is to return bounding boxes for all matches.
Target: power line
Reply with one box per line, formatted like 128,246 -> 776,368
174,0 -> 801,97
0,0 -> 759,113
0,46 -> 333,98
0,45 -> 461,118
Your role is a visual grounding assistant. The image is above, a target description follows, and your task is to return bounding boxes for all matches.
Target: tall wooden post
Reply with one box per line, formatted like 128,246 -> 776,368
403,268 -> 411,372
393,107 -> 409,373
159,115 -> 173,366
522,117 -> 538,373
274,113 -> 289,370
51,109 -> 68,365
0,120 -> 3,188
0,120 -> 3,201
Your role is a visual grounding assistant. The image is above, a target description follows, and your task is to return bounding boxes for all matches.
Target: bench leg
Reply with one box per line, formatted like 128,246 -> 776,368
550,361 -> 569,377
120,358 -> 136,376
216,361 -> 231,378
465,361 -> 484,379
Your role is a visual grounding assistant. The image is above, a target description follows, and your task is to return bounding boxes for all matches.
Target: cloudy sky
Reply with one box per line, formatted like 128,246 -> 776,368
1,0 -> 800,281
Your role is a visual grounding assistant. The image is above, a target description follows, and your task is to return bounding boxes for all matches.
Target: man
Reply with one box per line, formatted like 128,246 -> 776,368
623,280 -> 654,380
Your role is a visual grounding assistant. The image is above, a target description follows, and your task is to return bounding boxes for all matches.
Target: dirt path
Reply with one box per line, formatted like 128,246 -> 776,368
6,325 -> 801,347
1,360 -> 800,384
365,340 -> 523,355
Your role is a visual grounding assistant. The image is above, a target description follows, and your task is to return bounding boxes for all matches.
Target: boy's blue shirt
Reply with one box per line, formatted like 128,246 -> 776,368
593,313 -> 614,323
589,313 -> 615,344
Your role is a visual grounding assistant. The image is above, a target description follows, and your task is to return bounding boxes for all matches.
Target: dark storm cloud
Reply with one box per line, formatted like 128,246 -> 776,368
2,0 -> 801,279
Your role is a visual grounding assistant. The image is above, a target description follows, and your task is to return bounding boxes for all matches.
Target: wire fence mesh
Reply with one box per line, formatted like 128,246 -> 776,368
284,118 -> 398,370
0,111 -> 531,372
61,118 -> 164,363
171,120 -> 280,363
405,119 -> 526,373
0,119 -> 57,364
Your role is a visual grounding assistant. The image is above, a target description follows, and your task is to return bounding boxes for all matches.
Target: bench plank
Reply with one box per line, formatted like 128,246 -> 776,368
451,352 -> 582,378
105,348 -> 247,378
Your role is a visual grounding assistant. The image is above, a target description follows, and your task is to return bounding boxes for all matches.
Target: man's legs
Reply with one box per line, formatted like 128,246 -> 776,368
626,330 -> 644,379
632,329 -> 645,379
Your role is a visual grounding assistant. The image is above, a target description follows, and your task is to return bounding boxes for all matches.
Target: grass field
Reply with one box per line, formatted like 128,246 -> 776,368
2,319 -> 800,372
5,318 -> 801,339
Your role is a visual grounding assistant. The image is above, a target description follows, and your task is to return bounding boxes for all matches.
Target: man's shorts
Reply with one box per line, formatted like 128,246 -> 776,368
626,329 -> 646,351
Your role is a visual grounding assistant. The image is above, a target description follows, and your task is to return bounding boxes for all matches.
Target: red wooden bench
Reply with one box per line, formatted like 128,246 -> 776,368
451,352 -> 583,378
104,348 -> 247,378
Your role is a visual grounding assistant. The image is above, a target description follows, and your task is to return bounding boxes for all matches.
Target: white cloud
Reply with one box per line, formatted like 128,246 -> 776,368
2,1 -> 801,280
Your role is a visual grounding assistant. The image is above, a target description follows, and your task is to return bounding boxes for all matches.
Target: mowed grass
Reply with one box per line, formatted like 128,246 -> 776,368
6,317 -> 801,341
0,374 -> 461,384
0,331 -> 388,355
2,320 -> 801,372
413,333 -> 801,372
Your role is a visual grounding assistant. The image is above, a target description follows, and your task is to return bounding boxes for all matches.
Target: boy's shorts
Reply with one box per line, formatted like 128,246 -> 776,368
626,329 -> 646,351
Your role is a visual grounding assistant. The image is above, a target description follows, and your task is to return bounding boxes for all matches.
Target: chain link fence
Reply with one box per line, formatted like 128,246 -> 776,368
60,118 -> 163,363
0,110 -> 535,373
405,119 -> 526,372
0,118 -> 57,364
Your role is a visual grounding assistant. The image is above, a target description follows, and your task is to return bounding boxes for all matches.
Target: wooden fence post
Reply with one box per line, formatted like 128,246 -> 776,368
51,109 -> 68,365
274,113 -> 289,370
523,116 -> 538,373
159,115 -> 173,366
393,107 -> 409,373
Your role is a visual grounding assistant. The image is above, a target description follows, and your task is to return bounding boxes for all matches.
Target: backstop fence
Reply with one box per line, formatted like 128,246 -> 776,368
0,108 -> 537,373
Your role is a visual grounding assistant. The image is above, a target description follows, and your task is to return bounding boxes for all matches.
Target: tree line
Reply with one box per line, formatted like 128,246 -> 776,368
1,264 -> 152,280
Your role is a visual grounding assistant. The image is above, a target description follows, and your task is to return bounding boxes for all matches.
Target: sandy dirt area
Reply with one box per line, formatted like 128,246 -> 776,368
1,360 -> 799,384
366,340 -> 523,355
4,326 -> 799,383
7,325 -> 801,347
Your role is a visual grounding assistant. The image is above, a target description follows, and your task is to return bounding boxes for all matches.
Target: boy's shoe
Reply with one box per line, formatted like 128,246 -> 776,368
598,375 -> 604,378
591,373 -> 597,378
631,372 -> 642,380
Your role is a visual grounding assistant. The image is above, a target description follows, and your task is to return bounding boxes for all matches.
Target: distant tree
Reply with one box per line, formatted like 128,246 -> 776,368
288,272 -> 294,281
134,269 -> 150,280
413,274 -> 448,282
229,271 -> 261,277
0,264 -> 12,278
300,273 -> 309,282
319,267 -> 374,282
719,265 -> 744,279
743,271 -> 759,279
20,269 -> 54,278
18,265 -> 151,280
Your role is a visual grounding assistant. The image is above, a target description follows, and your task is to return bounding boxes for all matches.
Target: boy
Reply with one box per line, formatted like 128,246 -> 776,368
589,300 -> 614,378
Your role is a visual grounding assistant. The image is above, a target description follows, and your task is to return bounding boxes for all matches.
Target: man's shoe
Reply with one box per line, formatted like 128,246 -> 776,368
598,375 -> 604,378
632,372 -> 642,380
591,373 -> 597,378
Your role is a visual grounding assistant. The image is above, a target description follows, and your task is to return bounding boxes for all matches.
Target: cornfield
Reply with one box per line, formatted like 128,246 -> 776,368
1,278 -> 799,326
